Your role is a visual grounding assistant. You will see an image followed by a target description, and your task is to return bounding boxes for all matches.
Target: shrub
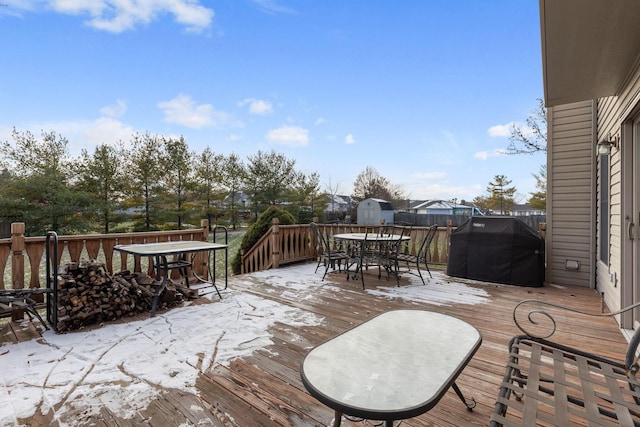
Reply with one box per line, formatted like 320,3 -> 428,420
231,206 -> 296,274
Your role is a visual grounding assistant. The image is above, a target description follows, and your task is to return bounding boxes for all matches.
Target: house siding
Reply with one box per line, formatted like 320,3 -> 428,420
547,100 -> 596,287
595,59 -> 640,314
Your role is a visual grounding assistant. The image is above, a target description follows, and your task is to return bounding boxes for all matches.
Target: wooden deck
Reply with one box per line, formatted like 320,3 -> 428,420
1,262 -> 630,427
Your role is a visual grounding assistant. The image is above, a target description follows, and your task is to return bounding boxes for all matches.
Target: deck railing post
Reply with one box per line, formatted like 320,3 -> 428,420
10,222 -> 25,290
271,217 -> 280,269
201,219 -> 209,241
10,222 -> 26,321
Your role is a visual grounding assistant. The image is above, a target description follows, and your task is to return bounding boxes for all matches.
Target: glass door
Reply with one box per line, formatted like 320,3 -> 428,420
633,120 -> 640,330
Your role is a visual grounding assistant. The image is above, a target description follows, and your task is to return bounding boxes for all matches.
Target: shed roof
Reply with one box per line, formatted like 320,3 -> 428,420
361,198 -> 394,210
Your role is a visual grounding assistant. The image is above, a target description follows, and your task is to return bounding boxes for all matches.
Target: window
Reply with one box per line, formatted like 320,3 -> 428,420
599,153 -> 609,265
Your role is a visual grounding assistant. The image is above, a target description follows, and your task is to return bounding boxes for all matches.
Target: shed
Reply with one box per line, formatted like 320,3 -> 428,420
357,198 -> 394,226
446,216 -> 545,287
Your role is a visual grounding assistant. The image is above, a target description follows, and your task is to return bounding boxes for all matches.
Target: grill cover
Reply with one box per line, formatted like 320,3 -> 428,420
446,216 -> 545,287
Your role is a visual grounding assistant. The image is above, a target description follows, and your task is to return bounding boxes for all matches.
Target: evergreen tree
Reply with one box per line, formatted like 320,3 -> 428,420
125,133 -> 164,231
528,165 -> 546,210
220,153 -> 246,230
194,147 -> 225,229
0,129 -> 92,235
486,174 -> 517,215
77,143 -> 126,233
162,136 -> 193,229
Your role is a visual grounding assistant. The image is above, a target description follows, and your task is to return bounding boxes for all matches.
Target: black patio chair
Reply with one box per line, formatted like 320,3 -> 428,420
391,224 -> 437,285
311,222 -> 350,280
377,225 -> 410,287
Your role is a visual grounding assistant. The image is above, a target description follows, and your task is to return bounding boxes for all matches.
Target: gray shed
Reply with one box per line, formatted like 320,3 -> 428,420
357,198 -> 394,226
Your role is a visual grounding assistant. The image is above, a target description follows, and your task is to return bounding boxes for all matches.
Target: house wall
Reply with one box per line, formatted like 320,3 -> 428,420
595,59 -> 640,314
547,100 -> 596,287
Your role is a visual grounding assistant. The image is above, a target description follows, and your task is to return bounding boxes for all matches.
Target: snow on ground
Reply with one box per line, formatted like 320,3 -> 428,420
0,290 -> 322,426
0,262 -> 491,426
241,263 -> 491,307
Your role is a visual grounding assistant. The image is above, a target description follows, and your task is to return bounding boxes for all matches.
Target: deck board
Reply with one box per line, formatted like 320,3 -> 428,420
1,262 -> 631,426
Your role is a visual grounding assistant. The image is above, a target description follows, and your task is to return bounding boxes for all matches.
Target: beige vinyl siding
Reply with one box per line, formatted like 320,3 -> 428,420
595,60 -> 640,311
547,100 -> 595,287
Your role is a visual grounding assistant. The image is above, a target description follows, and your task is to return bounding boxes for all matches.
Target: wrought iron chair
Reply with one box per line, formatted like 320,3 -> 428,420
376,225 -> 410,287
311,222 -> 350,280
347,229 -> 379,289
491,299 -> 640,426
390,224 -> 437,285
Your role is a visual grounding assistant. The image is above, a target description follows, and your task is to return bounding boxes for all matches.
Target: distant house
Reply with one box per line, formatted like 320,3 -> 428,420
511,204 -> 545,217
324,194 -> 352,214
357,198 -> 394,226
407,200 -> 483,216
224,191 -> 251,208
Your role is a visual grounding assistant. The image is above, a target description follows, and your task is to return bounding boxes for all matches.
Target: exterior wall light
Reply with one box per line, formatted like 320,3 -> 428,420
597,133 -> 619,155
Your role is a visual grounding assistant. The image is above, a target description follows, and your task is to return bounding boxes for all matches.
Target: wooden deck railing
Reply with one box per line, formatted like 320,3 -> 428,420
5,218 -> 541,289
0,220 -> 212,292
240,219 -> 454,274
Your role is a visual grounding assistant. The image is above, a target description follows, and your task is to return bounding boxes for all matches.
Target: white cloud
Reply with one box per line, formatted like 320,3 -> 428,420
344,134 -> 355,144
239,98 -> 273,115
251,0 -> 296,14
82,116 -> 134,145
12,116 -> 135,157
488,123 -> 513,137
409,182 -> 483,202
157,94 -> 230,129
315,117 -> 326,125
100,99 -> 127,118
227,134 -> 243,141
474,149 -> 507,160
412,171 -> 447,180
488,122 -> 538,139
266,126 -> 309,147
47,0 -> 214,33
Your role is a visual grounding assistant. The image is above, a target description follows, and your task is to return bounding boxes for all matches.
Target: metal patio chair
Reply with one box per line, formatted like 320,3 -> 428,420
311,222 -> 350,280
391,224 -> 437,285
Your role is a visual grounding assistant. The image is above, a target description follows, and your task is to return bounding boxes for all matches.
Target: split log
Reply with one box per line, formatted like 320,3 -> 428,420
55,260 -> 185,332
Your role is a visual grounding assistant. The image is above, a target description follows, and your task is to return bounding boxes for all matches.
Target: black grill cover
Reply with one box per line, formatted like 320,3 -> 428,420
446,216 -> 545,287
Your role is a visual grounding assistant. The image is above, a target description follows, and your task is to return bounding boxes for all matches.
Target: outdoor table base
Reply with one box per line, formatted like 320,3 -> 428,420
114,241 -> 228,316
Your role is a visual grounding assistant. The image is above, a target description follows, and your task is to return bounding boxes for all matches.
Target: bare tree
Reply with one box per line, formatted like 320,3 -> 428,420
507,98 -> 547,155
351,166 -> 406,203
324,177 -> 342,214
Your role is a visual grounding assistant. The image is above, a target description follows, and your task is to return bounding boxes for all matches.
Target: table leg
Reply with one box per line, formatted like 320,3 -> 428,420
189,250 -> 223,299
150,254 -> 169,317
451,382 -> 476,410
332,410 -> 342,427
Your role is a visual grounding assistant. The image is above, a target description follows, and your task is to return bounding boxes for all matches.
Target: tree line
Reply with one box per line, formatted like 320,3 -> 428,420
0,129 -> 325,236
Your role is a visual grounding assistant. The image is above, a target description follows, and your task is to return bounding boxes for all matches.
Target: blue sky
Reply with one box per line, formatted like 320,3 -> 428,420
0,1 -> 545,203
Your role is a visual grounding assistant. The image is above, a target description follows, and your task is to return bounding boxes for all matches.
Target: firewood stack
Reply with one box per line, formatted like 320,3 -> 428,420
56,260 -> 184,332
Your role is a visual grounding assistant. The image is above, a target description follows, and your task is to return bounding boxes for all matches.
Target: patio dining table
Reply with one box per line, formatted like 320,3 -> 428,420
301,309 -> 482,426
333,232 -> 409,288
